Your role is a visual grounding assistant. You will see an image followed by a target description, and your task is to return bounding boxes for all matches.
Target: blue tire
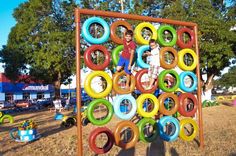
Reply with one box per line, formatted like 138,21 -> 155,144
179,71 -> 197,92
82,17 -> 110,44
157,116 -> 180,142
137,45 -> 150,69
113,94 -> 137,120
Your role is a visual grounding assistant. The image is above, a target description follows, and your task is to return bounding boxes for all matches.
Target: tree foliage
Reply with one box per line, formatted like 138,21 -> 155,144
214,66 -> 236,87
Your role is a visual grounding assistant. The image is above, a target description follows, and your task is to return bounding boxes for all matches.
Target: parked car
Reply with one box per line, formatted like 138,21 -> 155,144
15,100 -> 32,108
37,98 -> 53,107
0,101 -> 15,109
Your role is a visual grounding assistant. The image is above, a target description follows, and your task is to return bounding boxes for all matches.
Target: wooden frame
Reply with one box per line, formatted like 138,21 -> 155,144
75,8 -> 204,156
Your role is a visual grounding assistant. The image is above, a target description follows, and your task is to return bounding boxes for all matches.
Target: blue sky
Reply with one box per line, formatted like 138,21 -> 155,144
0,0 -> 27,49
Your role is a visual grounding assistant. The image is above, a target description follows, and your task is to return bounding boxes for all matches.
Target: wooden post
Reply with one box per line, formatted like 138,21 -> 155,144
75,8 -> 83,156
194,25 -> 204,149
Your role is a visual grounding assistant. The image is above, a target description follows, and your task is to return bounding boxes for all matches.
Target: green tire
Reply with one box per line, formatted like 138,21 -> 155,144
0,114 -> 14,124
159,70 -> 180,92
137,118 -> 158,143
157,25 -> 177,47
87,99 -> 113,126
112,45 -> 124,65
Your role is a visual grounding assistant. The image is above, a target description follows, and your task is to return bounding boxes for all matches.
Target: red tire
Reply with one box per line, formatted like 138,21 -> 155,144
176,28 -> 195,48
89,127 -> 114,154
135,69 -> 158,93
84,45 -> 110,70
110,20 -> 132,44
178,93 -> 198,117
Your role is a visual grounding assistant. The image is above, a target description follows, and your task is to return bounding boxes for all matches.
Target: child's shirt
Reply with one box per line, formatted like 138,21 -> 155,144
121,38 -> 136,59
149,46 -> 160,66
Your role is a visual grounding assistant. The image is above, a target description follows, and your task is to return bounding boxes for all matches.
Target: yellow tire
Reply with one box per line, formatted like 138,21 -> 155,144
137,94 -> 159,118
178,49 -> 198,71
217,96 -> 224,101
134,22 -> 157,45
84,71 -> 112,98
232,95 -> 236,100
179,118 -> 198,141
176,88 -> 185,93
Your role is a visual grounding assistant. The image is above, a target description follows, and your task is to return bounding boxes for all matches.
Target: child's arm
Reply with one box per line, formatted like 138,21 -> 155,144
128,49 -> 135,70
143,51 -> 151,56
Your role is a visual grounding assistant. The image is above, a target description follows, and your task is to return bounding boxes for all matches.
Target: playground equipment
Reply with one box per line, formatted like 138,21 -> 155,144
9,120 -> 40,142
75,9 -> 203,155
0,111 -> 14,124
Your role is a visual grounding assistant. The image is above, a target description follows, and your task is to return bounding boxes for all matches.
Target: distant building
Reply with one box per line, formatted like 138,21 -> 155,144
0,73 -> 54,101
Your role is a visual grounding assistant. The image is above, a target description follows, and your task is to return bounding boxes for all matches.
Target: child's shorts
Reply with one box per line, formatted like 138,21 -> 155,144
148,65 -> 159,79
117,56 -> 131,74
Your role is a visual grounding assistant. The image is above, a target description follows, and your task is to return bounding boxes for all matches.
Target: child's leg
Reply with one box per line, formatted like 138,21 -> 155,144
124,58 -> 132,90
116,56 -> 125,72
148,66 -> 159,88
126,73 -> 131,89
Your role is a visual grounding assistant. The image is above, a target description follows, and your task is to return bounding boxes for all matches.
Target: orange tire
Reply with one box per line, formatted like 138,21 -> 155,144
114,121 -> 139,149
110,20 -> 132,44
160,47 -> 178,69
112,71 -> 135,94
159,93 -> 179,115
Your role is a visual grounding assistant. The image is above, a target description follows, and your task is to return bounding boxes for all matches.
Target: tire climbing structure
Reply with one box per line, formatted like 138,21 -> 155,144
75,9 -> 203,156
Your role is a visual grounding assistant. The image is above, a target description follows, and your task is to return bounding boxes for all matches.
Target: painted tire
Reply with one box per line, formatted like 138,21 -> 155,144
84,45 -> 111,70
87,99 -> 113,126
137,45 -> 150,68
178,49 -> 197,71
137,94 -> 159,118
135,69 -> 158,93
0,114 -> 14,124
112,45 -> 124,65
179,71 -> 197,92
113,94 -> 137,120
159,93 -> 179,115
112,71 -> 135,94
178,93 -> 198,117
114,121 -> 139,149
134,22 -> 157,45
82,17 -> 110,44
89,127 -> 114,154
160,47 -> 178,69
179,118 -> 198,141
84,71 -> 112,98
159,70 -> 180,92
157,116 -> 180,142
177,27 -> 195,48
157,25 -> 177,47
217,96 -> 224,101
137,118 -> 158,143
111,20 -> 132,44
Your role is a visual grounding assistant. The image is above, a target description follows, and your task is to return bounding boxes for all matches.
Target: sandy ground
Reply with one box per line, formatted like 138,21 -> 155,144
0,104 -> 236,156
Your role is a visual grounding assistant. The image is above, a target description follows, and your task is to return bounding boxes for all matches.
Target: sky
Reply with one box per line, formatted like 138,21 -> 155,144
0,0 -> 27,49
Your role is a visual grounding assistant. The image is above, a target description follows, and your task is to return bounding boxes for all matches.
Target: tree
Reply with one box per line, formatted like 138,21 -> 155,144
214,66 -> 236,87
160,0 -> 236,91
0,0 -> 76,97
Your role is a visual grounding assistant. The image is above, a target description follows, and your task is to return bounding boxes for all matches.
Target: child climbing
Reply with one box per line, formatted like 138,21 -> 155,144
146,39 -> 160,89
116,30 -> 136,90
